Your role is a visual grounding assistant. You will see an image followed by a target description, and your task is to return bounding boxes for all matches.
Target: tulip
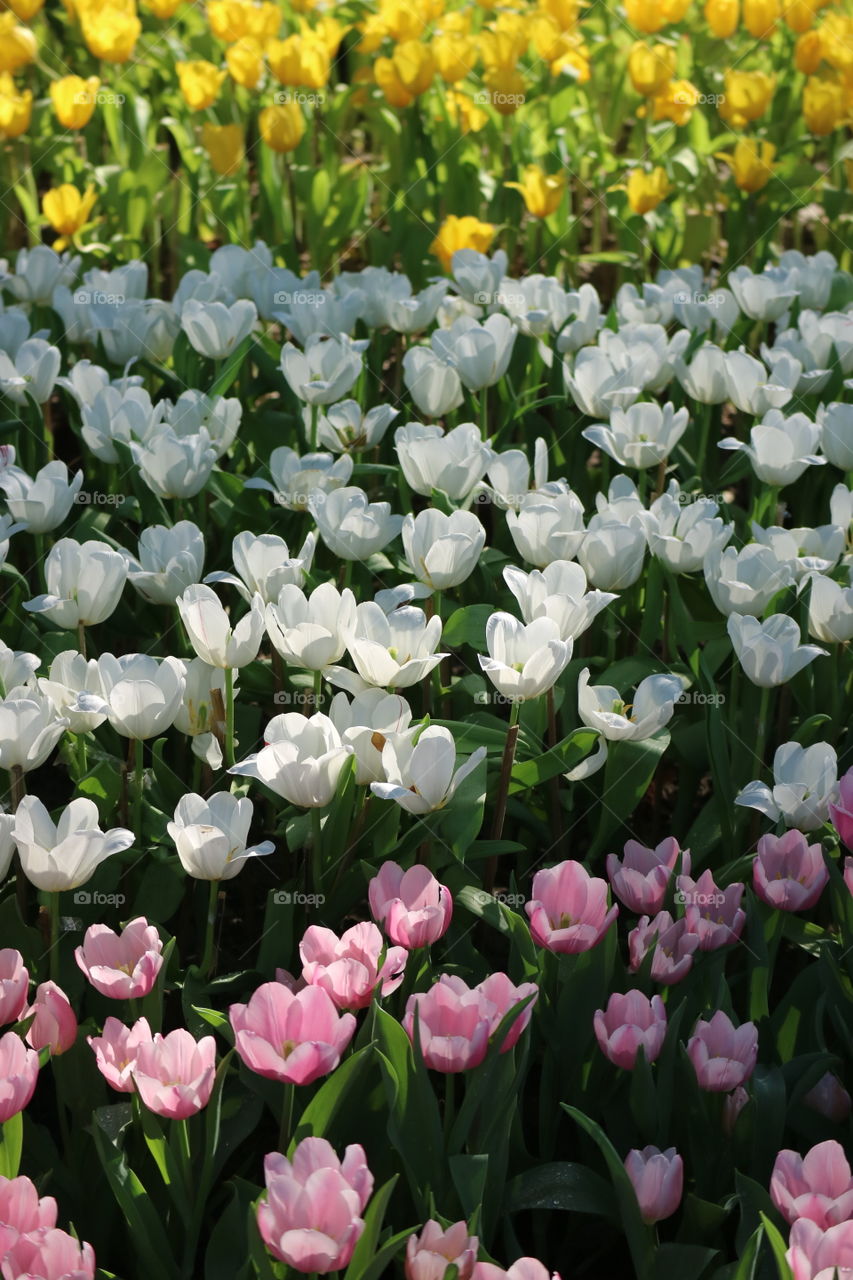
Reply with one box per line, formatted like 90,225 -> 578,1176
36,652 -> 105,737
176,60 -> 226,111
368,862 -> 453,948
88,1016 -> 152,1093
435,315 -> 517,392
626,168 -> 671,215
78,384 -> 167,462
206,531 -> 316,603
171,658 -> 227,769
327,689 -> 412,785
507,492 -> 586,568
719,412 -> 824,487
628,41 -> 676,95
503,561 -> 616,640
803,1072 -> 852,1124
0,340 -> 60,408
402,347 -> 465,418
404,973 -> 537,1072
624,1147 -> 683,1223
267,33 -> 331,88
42,186 -> 97,247
577,514 -> 648,592
485,436 -> 564,508
130,428 -> 217,500
1,1228 -> 96,1280
230,983 -> 356,1084
719,69 -> 774,126
727,614 -> 826,687
0,1032 -> 38,1123
132,1029 -> 216,1119
257,1139 -> 373,1273
126,521 -> 205,605
526,860 -> 619,954
771,1140 -> 853,1229
582,401 -> 689,469
0,1175 -> 56,1258
687,1011 -> 758,1091
803,76 -> 845,136
181,299 -> 256,359
704,544 -> 795,616
575,668 -> 683,774
311,487 -> 403,561
259,102 -> 306,152
395,423 -> 493,503
340,602 -> 446,690
80,7 -> 141,61
594,991 -> 668,1069
717,138 -> 777,192
830,768 -> 853,850
315,401 -> 399,452
430,216 -> 496,272
478,613 -> 572,702
628,911 -> 700,983
178,584 -> 264,671
371,726 -> 486,815
75,919 -> 163,999
74,653 -> 185,739
1,247 -> 77,308
0,73 -> 31,138
675,871 -> 745,949
265,583 -> 356,671
406,1221 -> 479,1280
402,509 -> 486,591
647,485 -> 733,573
280,335 -> 362,407
787,1217 -> 853,1280
722,350 -> 797,416
230,712 -> 354,808
0,687 -> 68,774
49,75 -> 99,129
472,1262 -> 559,1280
167,792 -> 274,880
0,953 -> 27,1028
753,830 -> 829,911
300,922 -> 407,1010
806,574 -> 853,645
705,0 -> 739,31
818,402 -> 853,471
24,983 -> 76,1056
606,837 -> 685,915
226,36 -> 263,88
24,539 -> 127,632
247,446 -> 353,510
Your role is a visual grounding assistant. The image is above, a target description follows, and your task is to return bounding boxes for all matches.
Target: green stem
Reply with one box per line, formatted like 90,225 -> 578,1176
201,880 -> 220,977
753,685 -> 772,782
49,891 -> 60,982
488,700 -> 522,875
309,403 -> 319,451
279,1081 -> 295,1154
224,666 -> 235,768
75,732 -> 88,780
312,667 -> 323,713
133,738 -> 144,840
76,620 -> 86,658
311,806 -> 323,902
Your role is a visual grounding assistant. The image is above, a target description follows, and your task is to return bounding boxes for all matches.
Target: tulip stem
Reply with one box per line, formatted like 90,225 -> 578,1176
753,685 -> 772,783
201,880 -> 220,977
224,666 -> 235,768
48,891 -> 60,982
311,807 -> 323,903
133,738 -> 144,840
309,403 -> 319,451
76,621 -> 86,659
75,732 -> 88,780
488,701 -> 521,880
313,667 -> 323,712
279,1081 -> 294,1153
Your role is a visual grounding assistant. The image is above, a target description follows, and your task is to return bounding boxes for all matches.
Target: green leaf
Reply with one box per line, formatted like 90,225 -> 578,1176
509,728 -> 599,793
759,1213 -> 793,1280
442,605 -> 495,650
651,1244 -> 719,1280
506,1160 -> 616,1218
343,1176 -> 398,1280
589,733 -> 670,855
0,1113 -> 22,1179
290,1046 -> 373,1151
374,1006 -> 444,1210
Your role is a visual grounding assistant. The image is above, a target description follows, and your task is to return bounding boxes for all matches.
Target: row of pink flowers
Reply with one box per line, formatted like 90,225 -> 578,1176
770,1138 -> 853,1280
89,1020 -> 216,1119
0,1176 -> 95,1280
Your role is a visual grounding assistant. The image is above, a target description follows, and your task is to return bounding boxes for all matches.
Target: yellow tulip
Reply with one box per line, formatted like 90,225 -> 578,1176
0,15 -> 37,73
662,0 -> 692,20
375,40 -> 435,105
244,1 -> 281,40
718,69 -> 774,126
803,75 -> 845,133
267,34 -> 330,89
430,215 -> 496,271
202,122 -> 244,174
374,57 -> 415,107
551,38 -> 591,82
628,42 -> 676,96
258,101 -> 305,151
625,0 -> 667,33
42,184 -> 98,246
177,61 -> 226,111
795,29 -> 823,74
436,11 -> 471,35
782,0 -> 819,31
505,164 -> 565,217
626,166 -> 671,213
380,0 -> 427,43
704,0 -> 739,36
143,0 -> 182,16
6,0 -> 44,20
50,76 -> 100,129
226,36 -> 264,88
81,9 -> 141,62
480,25 -> 528,71
443,89 -> 489,133
537,0 -> 581,30
0,73 -> 32,138
716,137 -> 776,190
432,33 -> 477,83
208,0 -> 250,41
484,64 -> 527,114
651,77 -> 699,123
742,0 -> 779,36
818,14 -> 853,72
309,16 -> 345,58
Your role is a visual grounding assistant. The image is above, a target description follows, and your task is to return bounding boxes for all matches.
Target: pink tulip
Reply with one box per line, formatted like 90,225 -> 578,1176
24,984 -> 76,1057
526,861 -> 618,954
606,838 -> 687,915
0,1033 -> 39,1123
405,1220 -> 478,1280
257,1137 -> 373,1273
0,1227 -> 95,1280
787,1217 -> 853,1280
723,1086 -> 750,1135
230,983 -> 356,1085
687,1011 -> 758,1092
628,911 -> 700,984
300,922 -> 407,1010
675,871 -> 745,949
472,1262 -> 561,1280
771,1140 -> 853,1229
624,1146 -> 684,1224
829,767 -> 853,851
404,973 -> 537,1073
753,831 -> 829,912
803,1072 -> 852,1124
0,1176 -> 57,1258
0,953 -> 28,1028
132,1028 -> 216,1119
368,862 -> 452,948
593,991 -> 667,1070
87,1017 -> 153,1094
74,918 -> 163,1000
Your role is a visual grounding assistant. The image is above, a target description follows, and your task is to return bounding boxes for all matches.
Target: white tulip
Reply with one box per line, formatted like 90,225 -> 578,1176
75,654 -> 185,739
805,571 -> 853,643
274,289 -> 363,346
280,334 -> 363,406
578,516 -> 647,591
555,283 -> 602,353
728,266 -> 797,321
4,246 -> 78,305
675,343 -> 729,404
647,484 -> 733,574
178,584 -> 264,668
719,411 -> 824,487
671,287 -> 739,335
573,667 -> 683,779
328,688 -> 414,784
96,299 -> 179,364
310,487 -> 403,561
0,461 -> 83,534
126,521 -> 205,605
0,642 -> 39,696
431,314 -> 517,391
478,613 -> 572,702
402,347 -> 464,418
24,538 -> 127,630
130,428 -> 217,500
342,602 -> 446,689
13,796 -> 134,892
506,491 -> 586,567
265,583 -> 356,671
817,402 -> 853,470
0,686 -> 68,772
38,651 -> 107,735
726,613 -> 826,687
752,523 -> 843,579
313,401 -> 399,453
0,308 -> 30,360
776,250 -> 837,311
181,298 -> 257,358
0,339 -> 61,406
229,712 -> 354,807
483,437 -> 566,511
165,391 -> 241,458
205,531 -> 316,603
402,508 -> 485,590
704,544 -> 795,616
394,422 -> 493,502
167,792 -> 273,881
0,514 -> 23,568
503,560 -> 616,639
450,248 -> 509,304
387,282 -> 448,334
172,658 -> 228,768
246,446 -> 353,511
736,740 -> 838,831
80,385 -> 167,463
564,347 -> 642,419
371,725 -> 486,814
0,814 -> 14,880
582,401 -> 689,469
723,350 -> 797,416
